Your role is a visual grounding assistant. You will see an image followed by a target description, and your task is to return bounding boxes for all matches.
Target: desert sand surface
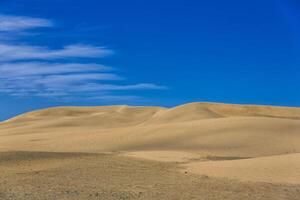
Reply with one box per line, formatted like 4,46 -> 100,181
1,102 -> 300,199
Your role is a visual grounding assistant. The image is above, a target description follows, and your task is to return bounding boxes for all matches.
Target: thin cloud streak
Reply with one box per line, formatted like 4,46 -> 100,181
0,15 -> 53,31
35,73 -> 122,85
0,62 -> 111,77
0,44 -> 113,61
73,83 -> 168,92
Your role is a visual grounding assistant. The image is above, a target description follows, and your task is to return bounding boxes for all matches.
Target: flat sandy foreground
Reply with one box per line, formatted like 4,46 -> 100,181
1,102 -> 300,199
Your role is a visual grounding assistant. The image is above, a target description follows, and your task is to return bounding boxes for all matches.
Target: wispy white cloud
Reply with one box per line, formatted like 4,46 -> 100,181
34,73 -> 122,85
0,62 -> 111,77
0,61 -> 166,98
0,15 -> 53,31
0,14 -> 167,101
0,43 -> 113,61
72,83 -> 168,92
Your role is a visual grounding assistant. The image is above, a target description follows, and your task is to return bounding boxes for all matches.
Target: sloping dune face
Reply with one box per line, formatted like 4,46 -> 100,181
1,102 -> 300,184
184,153 -> 300,184
3,106 -> 164,128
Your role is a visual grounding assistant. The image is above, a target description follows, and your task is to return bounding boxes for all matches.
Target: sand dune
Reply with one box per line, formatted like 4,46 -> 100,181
1,102 -> 300,185
2,151 -> 299,200
185,153 -> 300,184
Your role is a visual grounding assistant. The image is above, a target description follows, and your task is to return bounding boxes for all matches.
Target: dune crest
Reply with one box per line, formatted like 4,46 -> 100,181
3,102 -> 300,124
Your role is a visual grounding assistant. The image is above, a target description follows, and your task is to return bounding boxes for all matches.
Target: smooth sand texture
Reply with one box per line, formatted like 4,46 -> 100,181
184,153 -> 300,184
1,102 -> 300,199
124,150 -> 204,162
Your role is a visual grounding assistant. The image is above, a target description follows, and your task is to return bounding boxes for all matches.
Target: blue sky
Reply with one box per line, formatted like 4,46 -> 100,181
0,0 -> 299,120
